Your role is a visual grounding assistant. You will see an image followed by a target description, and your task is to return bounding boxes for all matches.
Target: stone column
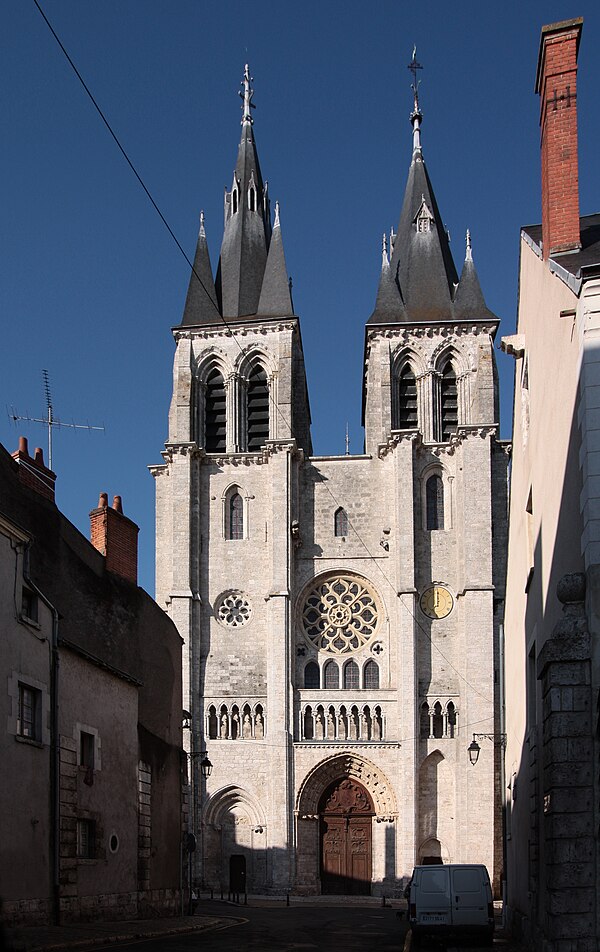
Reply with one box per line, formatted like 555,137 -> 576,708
536,574 -> 596,950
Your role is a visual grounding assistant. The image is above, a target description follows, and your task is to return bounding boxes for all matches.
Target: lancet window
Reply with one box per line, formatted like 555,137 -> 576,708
324,660 -> 339,690
205,368 -> 226,452
304,661 -> 320,689
426,474 -> 444,530
392,363 -> 418,430
440,359 -> 458,441
334,507 -> 348,537
363,659 -> 379,690
228,492 -> 243,540
247,365 -> 269,451
343,660 -> 359,690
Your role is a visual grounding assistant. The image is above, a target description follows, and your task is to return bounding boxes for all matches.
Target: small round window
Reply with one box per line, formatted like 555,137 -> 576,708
109,833 -> 119,853
215,590 -> 252,628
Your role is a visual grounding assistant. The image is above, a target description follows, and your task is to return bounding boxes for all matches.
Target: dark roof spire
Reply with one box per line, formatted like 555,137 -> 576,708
368,50 -> 497,326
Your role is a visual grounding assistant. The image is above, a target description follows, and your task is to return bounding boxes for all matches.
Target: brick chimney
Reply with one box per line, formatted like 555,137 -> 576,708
11,436 -> 56,502
90,493 -> 139,584
535,18 -> 583,259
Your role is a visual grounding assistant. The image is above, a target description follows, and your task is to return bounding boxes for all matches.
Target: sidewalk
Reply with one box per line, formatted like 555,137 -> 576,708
3,913 -> 241,952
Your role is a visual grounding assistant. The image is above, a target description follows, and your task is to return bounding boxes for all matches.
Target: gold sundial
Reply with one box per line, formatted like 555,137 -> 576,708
419,585 -> 454,619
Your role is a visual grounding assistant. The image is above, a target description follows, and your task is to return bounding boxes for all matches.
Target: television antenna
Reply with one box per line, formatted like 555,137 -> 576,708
9,370 -> 104,471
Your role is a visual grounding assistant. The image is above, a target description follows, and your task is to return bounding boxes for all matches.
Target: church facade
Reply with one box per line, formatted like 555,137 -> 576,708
152,66 -> 508,896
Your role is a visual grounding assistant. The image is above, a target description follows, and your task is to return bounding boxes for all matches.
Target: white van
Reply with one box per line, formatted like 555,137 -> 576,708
407,863 -> 494,947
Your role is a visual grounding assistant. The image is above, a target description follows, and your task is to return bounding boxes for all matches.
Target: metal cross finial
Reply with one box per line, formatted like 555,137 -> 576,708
466,228 -> 473,261
239,63 -> 255,125
408,45 -> 423,113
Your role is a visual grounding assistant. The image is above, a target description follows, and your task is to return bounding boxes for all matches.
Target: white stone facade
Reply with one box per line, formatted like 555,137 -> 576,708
153,310 -> 508,896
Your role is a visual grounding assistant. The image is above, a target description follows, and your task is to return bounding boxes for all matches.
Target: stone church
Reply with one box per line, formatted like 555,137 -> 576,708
152,65 -> 508,896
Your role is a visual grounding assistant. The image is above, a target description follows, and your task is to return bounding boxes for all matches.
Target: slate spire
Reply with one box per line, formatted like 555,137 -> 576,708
258,202 -> 294,316
216,64 -> 272,318
453,230 -> 498,321
368,53 -> 496,325
181,212 -> 220,325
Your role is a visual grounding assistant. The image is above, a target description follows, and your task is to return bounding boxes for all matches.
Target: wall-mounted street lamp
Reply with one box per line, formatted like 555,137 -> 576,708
182,711 -> 213,778
468,732 -> 507,766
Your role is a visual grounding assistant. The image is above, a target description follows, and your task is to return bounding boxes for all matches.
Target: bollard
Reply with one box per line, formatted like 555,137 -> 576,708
381,895 -> 386,907
210,888 -> 214,900
244,892 -> 248,905
286,891 -> 290,907
220,888 -> 223,901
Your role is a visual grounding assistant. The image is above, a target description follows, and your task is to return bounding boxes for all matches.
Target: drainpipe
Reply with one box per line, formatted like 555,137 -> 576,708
24,548 -> 61,926
499,622 -> 507,929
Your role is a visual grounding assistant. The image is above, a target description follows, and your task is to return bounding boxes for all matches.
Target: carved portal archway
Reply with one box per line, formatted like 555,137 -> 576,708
319,778 -> 374,895
295,754 -> 397,895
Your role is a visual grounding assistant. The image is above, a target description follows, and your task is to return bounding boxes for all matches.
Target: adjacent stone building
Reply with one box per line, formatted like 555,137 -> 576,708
0,438 -> 183,925
153,66 -> 508,896
502,18 -> 600,950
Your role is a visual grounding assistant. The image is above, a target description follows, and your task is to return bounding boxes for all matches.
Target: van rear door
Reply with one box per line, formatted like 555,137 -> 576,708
450,865 -> 489,927
415,866 -> 451,927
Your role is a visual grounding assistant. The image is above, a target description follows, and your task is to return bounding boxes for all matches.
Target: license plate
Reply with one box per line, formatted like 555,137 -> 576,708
421,913 -> 448,924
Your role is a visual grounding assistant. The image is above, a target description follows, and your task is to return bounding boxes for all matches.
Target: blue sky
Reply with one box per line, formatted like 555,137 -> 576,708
2,1 -> 600,594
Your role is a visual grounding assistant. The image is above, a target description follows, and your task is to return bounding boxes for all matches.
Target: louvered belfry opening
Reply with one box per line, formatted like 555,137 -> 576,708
440,361 -> 458,441
393,365 -> 418,429
205,368 -> 226,452
247,365 -> 269,450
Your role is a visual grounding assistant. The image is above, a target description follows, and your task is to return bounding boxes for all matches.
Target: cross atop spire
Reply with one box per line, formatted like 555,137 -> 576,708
239,63 -> 255,125
408,46 -> 423,152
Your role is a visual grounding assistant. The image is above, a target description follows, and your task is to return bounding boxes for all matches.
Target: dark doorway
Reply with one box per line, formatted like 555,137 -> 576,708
229,854 -> 246,893
319,777 -> 374,895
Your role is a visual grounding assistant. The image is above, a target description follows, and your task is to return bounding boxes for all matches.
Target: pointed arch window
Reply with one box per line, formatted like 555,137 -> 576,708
228,492 -> 243,540
432,701 -> 444,738
440,359 -> 458,441
343,660 -> 359,690
232,188 -> 239,215
248,186 -> 256,211
247,365 -> 269,451
323,660 -> 339,690
392,363 -> 418,430
334,507 -> 348,538
205,368 -> 226,452
426,474 -> 444,530
304,661 -> 319,689
364,659 -> 379,690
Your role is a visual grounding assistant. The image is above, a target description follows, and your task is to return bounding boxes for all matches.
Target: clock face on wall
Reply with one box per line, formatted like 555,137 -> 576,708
419,585 -> 454,619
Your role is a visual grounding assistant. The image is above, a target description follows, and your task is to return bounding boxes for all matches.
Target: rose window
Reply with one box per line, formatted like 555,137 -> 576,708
216,591 -> 252,628
300,574 -> 380,653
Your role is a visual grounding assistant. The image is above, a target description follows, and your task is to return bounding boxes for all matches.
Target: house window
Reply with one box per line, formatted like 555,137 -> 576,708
79,731 -> 95,769
393,364 -> 418,429
440,360 -> 458,440
21,587 -> 38,622
426,475 -> 444,530
247,366 -> 269,451
229,492 -> 244,540
304,661 -> 320,689
343,660 -> 359,690
77,819 -> 96,860
323,661 -> 339,690
205,368 -> 226,452
18,684 -> 40,740
363,659 -> 379,690
334,507 -> 348,538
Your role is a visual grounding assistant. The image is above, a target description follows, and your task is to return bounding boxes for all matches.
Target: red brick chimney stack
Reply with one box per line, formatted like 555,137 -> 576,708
11,436 -> 56,502
90,493 -> 139,585
535,18 -> 583,260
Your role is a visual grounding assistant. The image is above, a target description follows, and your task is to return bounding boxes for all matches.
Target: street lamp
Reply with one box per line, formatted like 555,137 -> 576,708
467,732 -> 506,766
182,712 -> 213,910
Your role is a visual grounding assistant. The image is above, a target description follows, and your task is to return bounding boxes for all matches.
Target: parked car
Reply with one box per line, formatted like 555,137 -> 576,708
407,863 -> 494,947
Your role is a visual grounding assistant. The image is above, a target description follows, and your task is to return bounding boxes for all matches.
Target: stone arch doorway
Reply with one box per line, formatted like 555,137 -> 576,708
319,777 -> 374,895
295,754 -> 397,896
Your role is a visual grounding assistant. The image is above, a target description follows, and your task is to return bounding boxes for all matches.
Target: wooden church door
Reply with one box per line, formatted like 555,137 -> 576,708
319,778 -> 374,895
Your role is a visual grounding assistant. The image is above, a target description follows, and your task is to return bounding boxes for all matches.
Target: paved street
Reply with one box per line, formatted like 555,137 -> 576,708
20,900 -> 521,952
